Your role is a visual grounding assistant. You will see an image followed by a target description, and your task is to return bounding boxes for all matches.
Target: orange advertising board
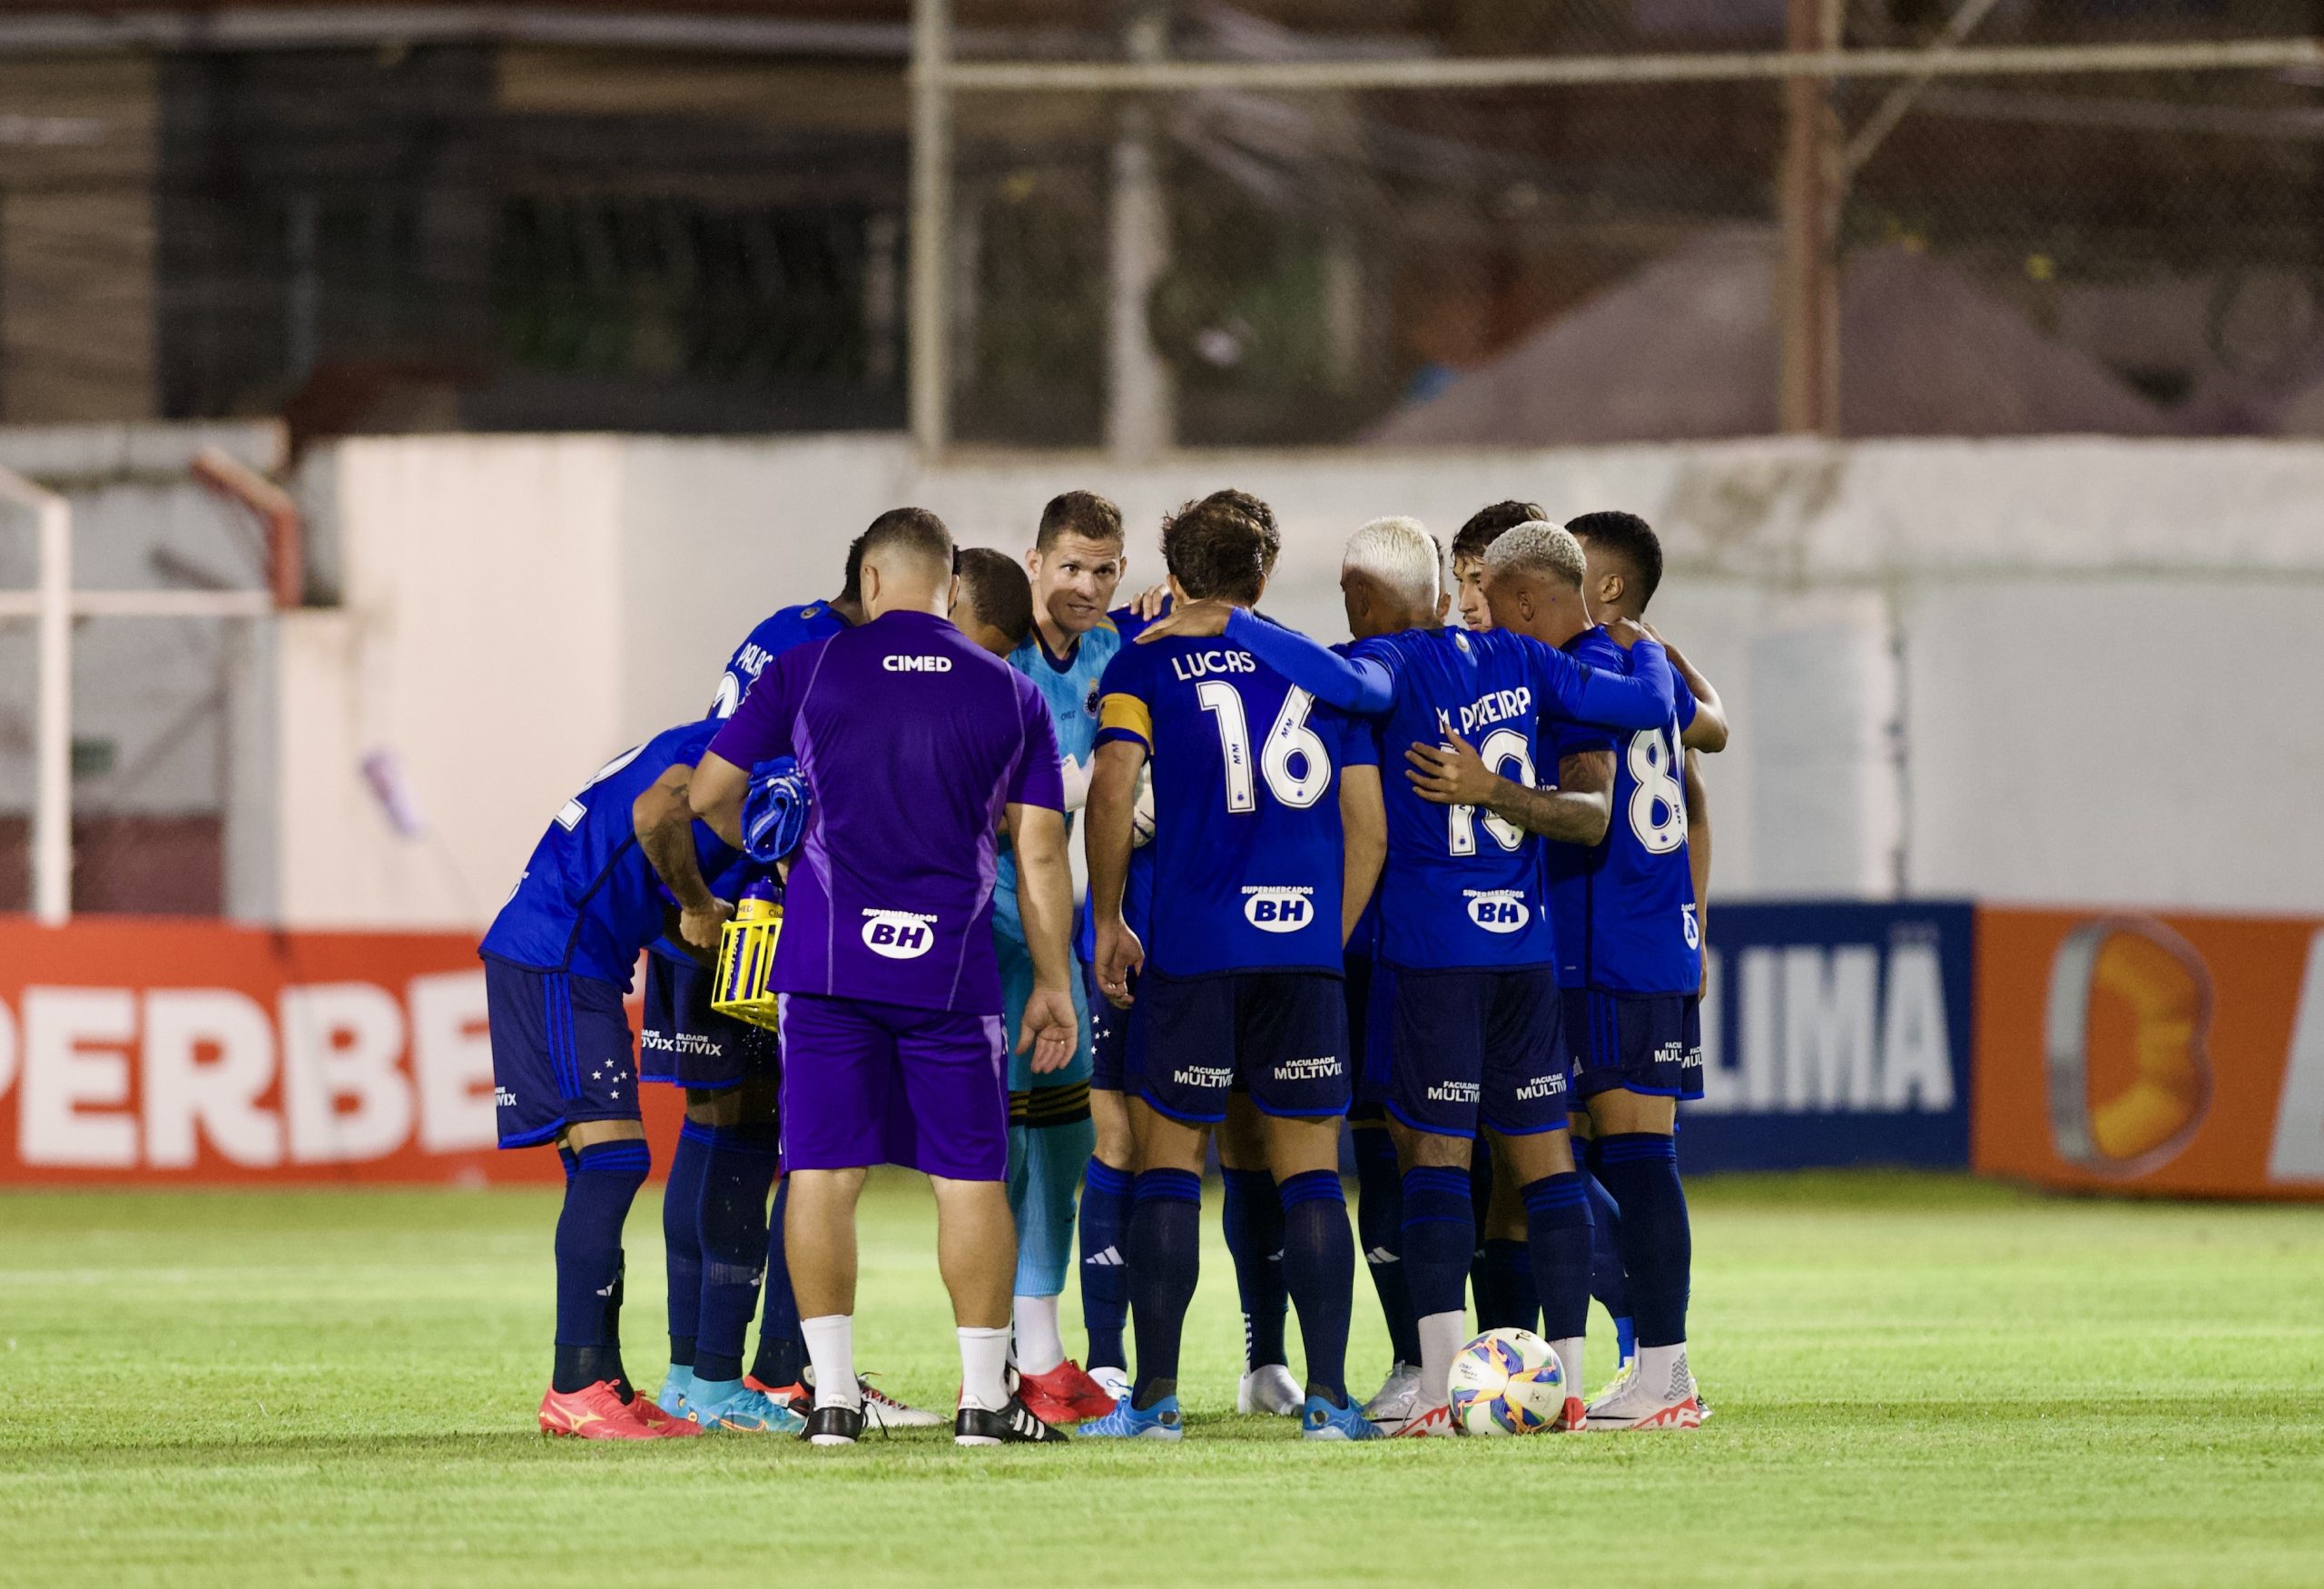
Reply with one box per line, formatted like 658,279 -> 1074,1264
1974,907 -> 2324,1199
0,918 -> 680,1185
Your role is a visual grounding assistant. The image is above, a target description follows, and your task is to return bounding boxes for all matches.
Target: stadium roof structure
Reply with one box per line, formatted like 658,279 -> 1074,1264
1368,228 -> 2182,446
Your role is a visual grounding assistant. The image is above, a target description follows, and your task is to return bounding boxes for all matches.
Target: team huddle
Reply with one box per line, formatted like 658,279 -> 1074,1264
480,487 -> 1724,1445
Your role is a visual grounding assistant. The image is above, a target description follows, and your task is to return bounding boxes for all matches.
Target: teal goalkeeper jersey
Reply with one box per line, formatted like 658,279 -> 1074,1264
991,617 -> 1122,934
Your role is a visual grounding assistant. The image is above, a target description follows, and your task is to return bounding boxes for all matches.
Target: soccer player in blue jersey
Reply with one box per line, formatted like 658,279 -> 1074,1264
990,490 -> 1129,1426
480,719 -> 774,1441
1406,517 -> 1728,1429
1075,493 -> 1387,1442
683,508 -> 1079,1448
1138,515 -> 1677,1436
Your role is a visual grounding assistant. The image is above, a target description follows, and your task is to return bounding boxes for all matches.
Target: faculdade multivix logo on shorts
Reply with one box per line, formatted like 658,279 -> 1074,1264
1465,889 -> 1528,933
862,909 -> 939,960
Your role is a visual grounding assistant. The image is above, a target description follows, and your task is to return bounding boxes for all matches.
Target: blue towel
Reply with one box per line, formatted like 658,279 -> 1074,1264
741,756 -> 811,864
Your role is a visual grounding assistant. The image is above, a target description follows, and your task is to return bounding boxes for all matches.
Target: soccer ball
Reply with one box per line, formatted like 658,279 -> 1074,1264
1447,1327 -> 1565,1436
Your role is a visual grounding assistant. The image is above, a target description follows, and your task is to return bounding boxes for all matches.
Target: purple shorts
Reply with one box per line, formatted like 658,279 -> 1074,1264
776,992 -> 1009,1181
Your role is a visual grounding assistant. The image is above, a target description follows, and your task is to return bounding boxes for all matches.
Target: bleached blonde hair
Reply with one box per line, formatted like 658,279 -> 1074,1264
1342,516 -> 1443,607
1482,520 -> 1588,588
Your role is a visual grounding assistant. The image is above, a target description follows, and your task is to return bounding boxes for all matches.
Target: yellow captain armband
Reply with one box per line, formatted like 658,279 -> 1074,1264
2043,915 -> 2213,1177
1098,692 -> 1153,750
710,884 -> 785,1034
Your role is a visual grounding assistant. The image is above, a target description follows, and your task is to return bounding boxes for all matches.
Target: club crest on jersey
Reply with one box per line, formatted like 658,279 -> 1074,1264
861,908 -> 939,959
1242,885 -> 1317,933
1465,889 -> 1529,933
882,655 -> 952,674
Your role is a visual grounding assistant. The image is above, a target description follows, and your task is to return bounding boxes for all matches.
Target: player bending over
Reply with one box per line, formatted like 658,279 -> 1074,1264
1138,516 -> 1676,1436
479,717 -> 795,1441
684,508 -> 1079,1447
1076,493 -> 1387,1442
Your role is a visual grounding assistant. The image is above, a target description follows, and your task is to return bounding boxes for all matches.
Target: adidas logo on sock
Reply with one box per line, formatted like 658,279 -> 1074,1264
1364,1247 -> 1401,1267
1084,1247 -> 1125,1267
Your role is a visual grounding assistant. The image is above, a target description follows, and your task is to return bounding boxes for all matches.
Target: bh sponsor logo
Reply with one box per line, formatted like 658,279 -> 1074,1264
1424,1080 -> 1481,1104
882,655 -> 952,674
1273,1055 -> 1342,1081
1243,885 -> 1316,934
862,910 -> 940,960
1465,890 -> 1528,934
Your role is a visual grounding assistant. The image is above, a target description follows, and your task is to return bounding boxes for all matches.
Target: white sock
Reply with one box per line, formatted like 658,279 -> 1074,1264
1638,1341 -> 1690,1401
959,1326 -> 1012,1412
1012,1294 -> 1066,1377
1551,1337 -> 1585,1404
801,1315 -> 860,1410
1417,1310 -> 1468,1410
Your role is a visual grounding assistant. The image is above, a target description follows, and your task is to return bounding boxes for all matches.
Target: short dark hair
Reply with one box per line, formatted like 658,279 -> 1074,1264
839,533 -> 868,604
955,547 -> 1034,648
859,506 -> 953,579
1452,500 -> 1547,565
1192,489 -> 1281,577
1564,509 -> 1662,608
1160,493 -> 1278,606
1036,490 -> 1124,553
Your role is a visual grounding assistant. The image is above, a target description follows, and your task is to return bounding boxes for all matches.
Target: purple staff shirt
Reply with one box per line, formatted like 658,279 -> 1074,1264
707,608 -> 1065,1016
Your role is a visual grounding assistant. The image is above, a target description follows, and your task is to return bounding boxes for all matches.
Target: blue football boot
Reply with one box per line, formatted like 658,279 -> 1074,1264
1075,1393 -> 1184,1440
693,1381 -> 808,1435
1300,1394 -> 1382,1441
655,1365 -> 695,1421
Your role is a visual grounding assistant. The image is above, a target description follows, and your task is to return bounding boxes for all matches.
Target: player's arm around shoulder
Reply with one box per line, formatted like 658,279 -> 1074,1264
1645,622 -> 1729,753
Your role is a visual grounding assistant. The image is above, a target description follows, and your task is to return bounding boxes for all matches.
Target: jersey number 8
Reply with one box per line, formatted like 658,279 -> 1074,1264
1197,682 -> 1333,812
1627,726 -> 1688,854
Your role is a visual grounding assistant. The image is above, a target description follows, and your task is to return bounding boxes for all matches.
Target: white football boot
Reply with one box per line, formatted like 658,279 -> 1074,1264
1237,1363 -> 1304,1416
1088,1364 -> 1131,1406
1584,1344 -> 1703,1431
1362,1361 -> 1424,1428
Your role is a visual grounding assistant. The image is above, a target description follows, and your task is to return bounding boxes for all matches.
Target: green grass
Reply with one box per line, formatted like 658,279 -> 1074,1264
1,1173 -> 2319,1587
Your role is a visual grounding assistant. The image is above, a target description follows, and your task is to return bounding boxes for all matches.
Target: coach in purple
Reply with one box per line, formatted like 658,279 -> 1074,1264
684,507 -> 1080,1448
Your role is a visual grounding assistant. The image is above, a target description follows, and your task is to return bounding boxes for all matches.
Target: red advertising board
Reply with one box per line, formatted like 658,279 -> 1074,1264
1974,907 -> 2324,1199
0,918 -> 679,1184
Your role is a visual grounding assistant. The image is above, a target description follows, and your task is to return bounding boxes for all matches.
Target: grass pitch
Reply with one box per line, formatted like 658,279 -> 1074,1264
1,1172 -> 2319,1587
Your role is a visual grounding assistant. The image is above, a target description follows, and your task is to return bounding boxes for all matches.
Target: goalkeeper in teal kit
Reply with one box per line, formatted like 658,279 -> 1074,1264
992,490 -> 1130,1426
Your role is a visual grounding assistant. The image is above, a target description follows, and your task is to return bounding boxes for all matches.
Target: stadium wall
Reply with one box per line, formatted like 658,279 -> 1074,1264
273,431 -> 2324,929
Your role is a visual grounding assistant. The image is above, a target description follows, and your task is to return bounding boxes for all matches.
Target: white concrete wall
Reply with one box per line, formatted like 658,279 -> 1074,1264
273,432 -> 2324,927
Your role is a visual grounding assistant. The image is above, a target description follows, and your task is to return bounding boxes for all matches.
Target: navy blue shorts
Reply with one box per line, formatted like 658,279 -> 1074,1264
639,951 -> 780,1091
1386,964 -> 1570,1139
484,956 -> 639,1149
1088,958 -> 1131,1094
1564,989 -> 1704,1101
1135,968 -> 1350,1125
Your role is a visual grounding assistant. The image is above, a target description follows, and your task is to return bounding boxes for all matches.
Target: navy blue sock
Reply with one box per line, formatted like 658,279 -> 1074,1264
750,1176 -> 805,1387
694,1124 -> 778,1385
1221,1167 -> 1287,1370
1520,1170 -> 1595,1342
1593,1133 -> 1691,1348
662,1120 -> 713,1369
1353,1127 -> 1420,1364
1477,1239 -> 1539,1334
1582,1149 -> 1634,1344
1128,1169 -> 1202,1408
1399,1166 -> 1475,1321
1079,1157 -> 1134,1371
551,1139 -> 650,1394
1277,1170 -> 1354,1406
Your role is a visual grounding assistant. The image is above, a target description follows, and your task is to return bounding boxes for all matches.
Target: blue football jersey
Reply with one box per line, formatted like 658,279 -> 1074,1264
993,620 -> 1123,929
709,599 -> 851,719
480,719 -> 738,990
1544,627 -> 1702,993
1109,603 -> 1163,943
1096,628 -> 1374,977
1334,639 -> 1385,963
1348,625 -> 1642,973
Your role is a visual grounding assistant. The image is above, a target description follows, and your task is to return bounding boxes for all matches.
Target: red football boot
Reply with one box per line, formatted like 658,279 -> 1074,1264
1016,1359 -> 1118,1426
538,1382 -> 661,1440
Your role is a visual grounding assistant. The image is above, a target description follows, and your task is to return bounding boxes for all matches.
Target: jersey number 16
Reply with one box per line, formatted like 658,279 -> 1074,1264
1196,682 -> 1333,812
